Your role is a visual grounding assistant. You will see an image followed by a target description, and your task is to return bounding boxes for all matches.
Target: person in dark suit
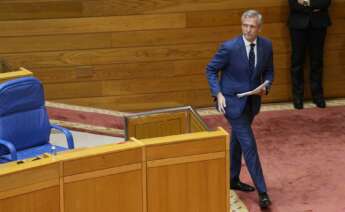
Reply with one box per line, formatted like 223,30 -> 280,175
288,0 -> 331,109
205,10 -> 274,209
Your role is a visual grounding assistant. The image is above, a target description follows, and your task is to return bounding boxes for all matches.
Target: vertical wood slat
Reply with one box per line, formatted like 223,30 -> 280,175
0,163 -> 60,212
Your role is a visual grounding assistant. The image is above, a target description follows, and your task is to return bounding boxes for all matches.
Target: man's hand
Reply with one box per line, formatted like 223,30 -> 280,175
217,92 -> 226,114
297,0 -> 304,5
258,86 -> 267,96
250,85 -> 267,96
297,0 -> 310,6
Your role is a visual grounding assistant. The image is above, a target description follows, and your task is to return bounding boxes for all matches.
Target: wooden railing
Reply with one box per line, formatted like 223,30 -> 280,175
0,106 -> 229,212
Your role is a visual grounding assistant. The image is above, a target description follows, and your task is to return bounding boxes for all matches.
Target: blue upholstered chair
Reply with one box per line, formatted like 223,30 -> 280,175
0,77 -> 74,163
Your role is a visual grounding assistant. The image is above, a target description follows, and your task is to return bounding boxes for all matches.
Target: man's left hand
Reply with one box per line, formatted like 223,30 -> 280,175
258,86 -> 267,96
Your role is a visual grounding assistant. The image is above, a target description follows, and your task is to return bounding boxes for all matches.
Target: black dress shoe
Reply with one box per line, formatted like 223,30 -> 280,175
313,99 -> 326,108
259,192 -> 271,209
230,180 -> 255,192
293,99 -> 304,109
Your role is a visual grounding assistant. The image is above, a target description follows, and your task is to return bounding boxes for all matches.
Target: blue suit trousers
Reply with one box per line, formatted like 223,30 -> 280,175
225,96 -> 267,193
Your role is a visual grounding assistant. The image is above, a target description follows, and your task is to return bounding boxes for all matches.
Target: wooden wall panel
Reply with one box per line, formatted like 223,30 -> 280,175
145,131 -> 228,212
43,75 -> 208,99
82,0 -> 286,16
0,163 -> 60,212
64,170 -> 143,212
0,2 -> 82,20
147,159 -> 227,212
63,148 -> 142,176
3,43 -> 216,67
145,137 -> 225,161
0,164 -> 60,192
186,6 -> 288,27
1,0 -> 344,111
0,33 -> 112,53
0,14 -> 186,37
110,27 -> 237,48
54,89 -> 212,111
0,187 -> 60,212
32,60 -> 207,83
264,80 -> 345,102
61,142 -> 144,212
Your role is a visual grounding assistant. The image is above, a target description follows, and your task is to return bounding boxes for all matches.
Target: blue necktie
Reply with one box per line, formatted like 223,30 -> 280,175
249,43 -> 255,73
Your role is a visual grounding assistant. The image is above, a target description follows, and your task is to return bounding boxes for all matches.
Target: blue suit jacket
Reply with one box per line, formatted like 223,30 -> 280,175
206,35 -> 274,119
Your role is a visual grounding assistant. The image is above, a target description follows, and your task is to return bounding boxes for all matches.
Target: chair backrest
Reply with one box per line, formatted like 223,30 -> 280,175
0,77 -> 51,155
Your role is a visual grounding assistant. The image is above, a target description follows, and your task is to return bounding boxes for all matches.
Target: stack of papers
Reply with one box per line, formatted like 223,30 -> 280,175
236,81 -> 270,98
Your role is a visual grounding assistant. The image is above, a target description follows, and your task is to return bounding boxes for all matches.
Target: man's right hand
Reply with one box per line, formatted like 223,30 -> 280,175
297,0 -> 309,6
217,92 -> 226,114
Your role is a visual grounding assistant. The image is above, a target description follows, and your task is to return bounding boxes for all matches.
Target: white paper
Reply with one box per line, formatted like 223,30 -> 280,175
236,81 -> 270,98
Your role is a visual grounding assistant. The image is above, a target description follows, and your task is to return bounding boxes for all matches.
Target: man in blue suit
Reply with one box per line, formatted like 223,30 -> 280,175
205,10 -> 274,208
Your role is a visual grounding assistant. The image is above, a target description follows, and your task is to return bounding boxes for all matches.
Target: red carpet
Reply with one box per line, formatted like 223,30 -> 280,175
47,104 -> 345,211
205,106 -> 345,212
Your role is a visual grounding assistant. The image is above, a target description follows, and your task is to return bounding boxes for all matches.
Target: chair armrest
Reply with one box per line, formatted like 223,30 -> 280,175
51,124 -> 75,149
0,139 -> 17,161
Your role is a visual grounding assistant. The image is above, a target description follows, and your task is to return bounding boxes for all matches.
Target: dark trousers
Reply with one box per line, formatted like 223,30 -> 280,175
289,27 -> 327,101
225,97 -> 267,193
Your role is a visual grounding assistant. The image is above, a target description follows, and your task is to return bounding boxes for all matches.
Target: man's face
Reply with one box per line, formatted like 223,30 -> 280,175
241,17 -> 260,42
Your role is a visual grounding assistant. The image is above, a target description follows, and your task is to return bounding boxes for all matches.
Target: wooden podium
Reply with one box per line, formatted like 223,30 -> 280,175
125,106 -> 209,140
125,106 -> 230,212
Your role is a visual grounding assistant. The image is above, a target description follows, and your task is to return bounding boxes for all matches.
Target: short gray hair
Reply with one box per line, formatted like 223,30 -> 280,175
241,10 -> 263,25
